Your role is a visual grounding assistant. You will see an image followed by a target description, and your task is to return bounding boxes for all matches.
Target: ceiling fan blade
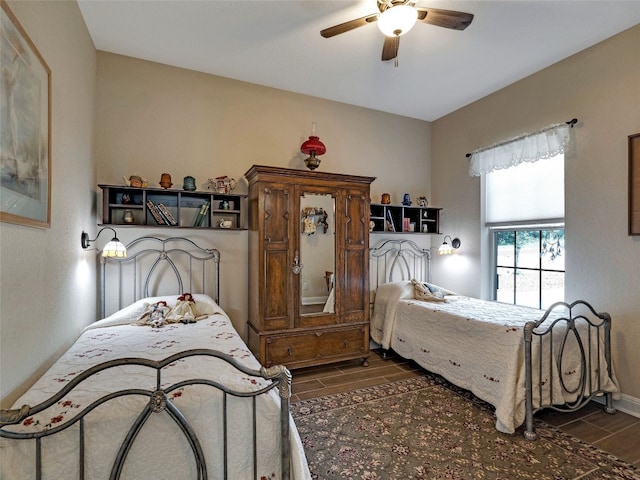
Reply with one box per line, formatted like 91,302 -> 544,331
381,36 -> 399,61
416,8 -> 473,30
320,13 -> 379,38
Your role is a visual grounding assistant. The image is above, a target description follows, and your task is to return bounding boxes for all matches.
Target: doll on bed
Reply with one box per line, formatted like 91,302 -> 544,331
137,293 -> 207,327
166,293 -> 207,323
136,300 -> 171,328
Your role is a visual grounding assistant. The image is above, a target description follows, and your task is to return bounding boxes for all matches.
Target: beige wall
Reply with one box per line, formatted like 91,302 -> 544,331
432,25 -> 640,405
95,52 -> 433,337
0,1 -> 97,407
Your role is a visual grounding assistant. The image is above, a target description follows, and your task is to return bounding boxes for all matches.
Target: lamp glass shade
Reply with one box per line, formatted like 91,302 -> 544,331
301,136 -> 326,156
377,5 -> 418,37
102,239 -> 127,258
438,242 -> 452,256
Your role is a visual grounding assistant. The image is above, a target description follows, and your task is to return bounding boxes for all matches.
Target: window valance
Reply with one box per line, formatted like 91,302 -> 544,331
468,121 -> 575,177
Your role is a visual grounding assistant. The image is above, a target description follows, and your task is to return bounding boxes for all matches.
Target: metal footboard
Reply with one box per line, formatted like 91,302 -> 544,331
1,349 -> 292,480
523,300 -> 615,440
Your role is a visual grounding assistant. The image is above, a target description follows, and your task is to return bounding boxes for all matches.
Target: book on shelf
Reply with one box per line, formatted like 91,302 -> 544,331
386,210 -> 396,232
146,200 -> 166,225
193,201 -> 210,227
157,203 -> 178,226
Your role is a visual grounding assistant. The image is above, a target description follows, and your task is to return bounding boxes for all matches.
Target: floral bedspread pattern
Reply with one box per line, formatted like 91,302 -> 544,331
371,283 -> 619,434
1,295 -> 310,480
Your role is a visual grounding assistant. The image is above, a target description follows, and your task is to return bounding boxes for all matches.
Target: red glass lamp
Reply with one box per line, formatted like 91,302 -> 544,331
301,122 -> 326,170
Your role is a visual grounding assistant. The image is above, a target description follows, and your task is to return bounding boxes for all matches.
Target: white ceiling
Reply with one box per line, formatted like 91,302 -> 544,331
77,0 -> 640,122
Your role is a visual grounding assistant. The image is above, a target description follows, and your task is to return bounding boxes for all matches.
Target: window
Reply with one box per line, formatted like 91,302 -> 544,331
471,122 -> 573,309
485,154 -> 565,309
494,228 -> 564,309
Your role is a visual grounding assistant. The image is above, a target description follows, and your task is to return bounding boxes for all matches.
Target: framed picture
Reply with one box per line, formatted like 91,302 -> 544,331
630,133 -> 640,236
0,0 -> 51,228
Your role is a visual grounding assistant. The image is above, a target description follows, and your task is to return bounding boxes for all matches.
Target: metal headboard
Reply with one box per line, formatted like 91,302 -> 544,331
370,239 -> 431,290
101,236 -> 220,318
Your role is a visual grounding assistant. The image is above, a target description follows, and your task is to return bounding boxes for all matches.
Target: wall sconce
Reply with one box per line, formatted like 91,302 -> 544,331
438,235 -> 461,255
301,122 -> 326,171
81,227 -> 127,257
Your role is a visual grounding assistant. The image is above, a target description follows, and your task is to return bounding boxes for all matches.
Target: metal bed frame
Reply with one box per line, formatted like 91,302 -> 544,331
370,238 -> 616,440
524,300 -> 615,440
1,236 -> 294,479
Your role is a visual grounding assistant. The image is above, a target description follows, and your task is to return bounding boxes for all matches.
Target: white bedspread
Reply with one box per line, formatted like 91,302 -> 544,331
371,283 -> 619,434
1,294 -> 310,480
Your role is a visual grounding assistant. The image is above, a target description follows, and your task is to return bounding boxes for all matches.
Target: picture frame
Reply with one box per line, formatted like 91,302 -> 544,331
630,133 -> 640,235
0,0 -> 51,228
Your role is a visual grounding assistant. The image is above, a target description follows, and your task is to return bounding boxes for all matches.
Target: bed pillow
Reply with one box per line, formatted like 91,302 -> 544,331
411,279 -> 450,302
87,293 -> 224,331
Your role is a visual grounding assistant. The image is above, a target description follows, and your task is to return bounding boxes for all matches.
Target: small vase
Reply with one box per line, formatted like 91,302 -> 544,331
159,173 -> 173,189
183,176 -> 196,191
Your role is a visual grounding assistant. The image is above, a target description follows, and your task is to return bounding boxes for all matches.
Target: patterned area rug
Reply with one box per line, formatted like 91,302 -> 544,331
291,375 -> 640,480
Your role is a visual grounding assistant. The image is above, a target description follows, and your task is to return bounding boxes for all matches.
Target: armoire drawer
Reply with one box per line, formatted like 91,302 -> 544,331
265,326 -> 368,368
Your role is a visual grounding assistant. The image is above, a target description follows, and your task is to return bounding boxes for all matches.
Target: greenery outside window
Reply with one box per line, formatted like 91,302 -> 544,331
494,228 -> 564,309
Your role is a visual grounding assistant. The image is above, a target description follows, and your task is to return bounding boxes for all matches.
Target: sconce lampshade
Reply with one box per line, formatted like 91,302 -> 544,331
81,227 -> 127,258
438,235 -> 461,255
101,238 -> 128,258
377,4 -> 418,37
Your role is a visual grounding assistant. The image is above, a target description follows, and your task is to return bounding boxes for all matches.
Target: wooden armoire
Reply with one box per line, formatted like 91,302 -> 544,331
245,165 -> 375,369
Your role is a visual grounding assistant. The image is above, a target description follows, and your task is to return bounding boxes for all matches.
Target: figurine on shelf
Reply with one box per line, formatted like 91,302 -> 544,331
417,196 -> 428,207
207,176 -> 237,194
123,175 -> 148,188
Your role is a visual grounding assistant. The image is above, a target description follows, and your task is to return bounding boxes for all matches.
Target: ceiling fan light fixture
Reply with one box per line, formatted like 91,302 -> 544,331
377,4 -> 418,37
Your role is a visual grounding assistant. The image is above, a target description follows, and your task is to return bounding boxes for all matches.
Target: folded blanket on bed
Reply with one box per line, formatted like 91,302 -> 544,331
370,281 -> 414,349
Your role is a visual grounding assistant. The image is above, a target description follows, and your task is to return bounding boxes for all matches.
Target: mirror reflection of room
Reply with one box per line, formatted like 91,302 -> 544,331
300,193 -> 335,315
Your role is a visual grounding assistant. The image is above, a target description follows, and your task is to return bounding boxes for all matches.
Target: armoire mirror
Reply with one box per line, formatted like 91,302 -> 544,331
299,192 -> 335,315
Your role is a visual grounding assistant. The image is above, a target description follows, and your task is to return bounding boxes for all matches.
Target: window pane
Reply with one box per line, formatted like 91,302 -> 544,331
514,269 -> 540,308
496,231 -> 515,267
496,266 -> 514,304
516,231 -> 540,269
492,228 -> 564,309
541,271 -> 564,309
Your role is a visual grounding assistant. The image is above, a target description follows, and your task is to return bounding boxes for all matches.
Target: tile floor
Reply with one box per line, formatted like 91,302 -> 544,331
290,349 -> 640,467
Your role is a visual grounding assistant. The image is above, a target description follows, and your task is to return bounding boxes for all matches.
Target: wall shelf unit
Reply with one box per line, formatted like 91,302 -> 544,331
370,203 -> 441,234
98,184 -> 247,230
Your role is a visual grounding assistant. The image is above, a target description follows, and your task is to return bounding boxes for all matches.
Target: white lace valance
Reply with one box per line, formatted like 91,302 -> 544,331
468,122 -> 575,177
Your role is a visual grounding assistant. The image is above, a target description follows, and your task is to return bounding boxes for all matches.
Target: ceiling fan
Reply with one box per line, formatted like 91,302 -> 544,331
320,0 -> 473,63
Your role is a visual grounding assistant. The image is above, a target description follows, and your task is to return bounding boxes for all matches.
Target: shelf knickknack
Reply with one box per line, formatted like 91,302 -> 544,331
301,207 -> 329,235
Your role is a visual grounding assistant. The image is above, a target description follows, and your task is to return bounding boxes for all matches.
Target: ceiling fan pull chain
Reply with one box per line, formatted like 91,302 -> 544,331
394,36 -> 399,67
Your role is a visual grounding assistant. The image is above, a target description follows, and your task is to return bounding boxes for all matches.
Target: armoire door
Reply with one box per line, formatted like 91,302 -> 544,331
261,184 -> 295,330
341,188 -> 370,324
